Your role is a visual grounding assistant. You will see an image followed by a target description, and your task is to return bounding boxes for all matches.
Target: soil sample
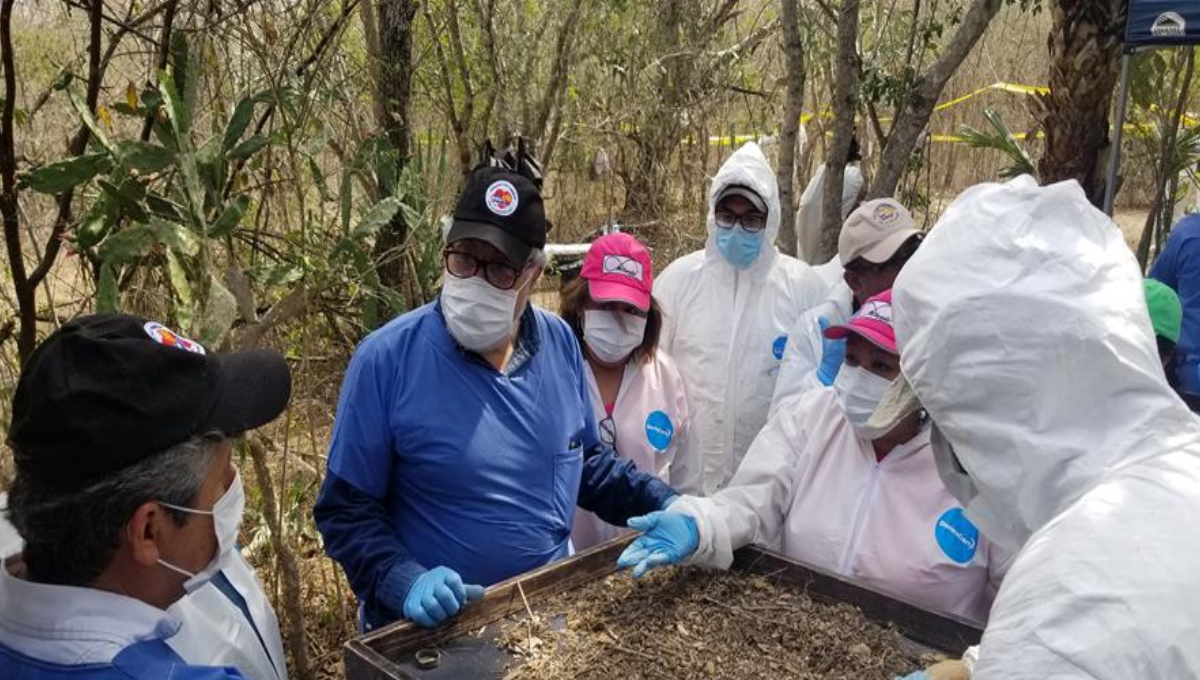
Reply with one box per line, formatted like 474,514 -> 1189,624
497,567 -> 924,680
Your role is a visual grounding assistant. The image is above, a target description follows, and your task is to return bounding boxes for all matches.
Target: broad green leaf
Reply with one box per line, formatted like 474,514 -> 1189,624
97,263 -> 120,313
308,157 -> 331,202
116,140 -> 176,174
198,273 -> 238,347
97,178 -> 149,223
152,219 -> 200,256
209,195 -> 251,238
226,134 -> 269,161
352,197 -> 402,238
223,97 -> 255,152
98,224 -> 156,264
76,201 -> 112,250
257,262 -> 303,287
158,69 -> 190,140
145,191 -> 185,222
67,89 -> 116,155
165,248 -> 193,330
19,153 -> 111,194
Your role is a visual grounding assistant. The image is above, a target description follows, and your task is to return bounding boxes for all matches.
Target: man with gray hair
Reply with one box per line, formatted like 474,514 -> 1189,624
316,165 -> 679,631
0,314 -> 291,680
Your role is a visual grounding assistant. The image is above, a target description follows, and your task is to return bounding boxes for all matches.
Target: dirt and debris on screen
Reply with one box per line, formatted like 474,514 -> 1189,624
496,567 -> 924,679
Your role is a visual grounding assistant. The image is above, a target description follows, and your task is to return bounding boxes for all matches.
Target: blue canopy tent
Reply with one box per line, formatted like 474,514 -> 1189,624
1106,1 -> 1200,214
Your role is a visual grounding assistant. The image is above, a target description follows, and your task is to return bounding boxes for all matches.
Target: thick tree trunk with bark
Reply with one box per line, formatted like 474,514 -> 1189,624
869,0 -> 1001,200
1037,0 -> 1126,207
775,0 -> 805,257
372,0 -> 418,320
818,0 -> 860,263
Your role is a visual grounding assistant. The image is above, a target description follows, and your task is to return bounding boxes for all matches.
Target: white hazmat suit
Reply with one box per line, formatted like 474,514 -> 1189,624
894,176 -> 1200,678
656,143 -> 828,496
796,165 -> 863,265
672,388 -> 1006,625
769,282 -> 855,416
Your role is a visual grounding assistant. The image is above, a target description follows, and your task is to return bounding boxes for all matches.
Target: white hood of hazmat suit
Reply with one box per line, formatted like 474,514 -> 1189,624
893,175 -> 1200,678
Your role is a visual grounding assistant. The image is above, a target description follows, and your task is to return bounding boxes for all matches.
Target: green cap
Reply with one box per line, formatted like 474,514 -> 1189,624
1144,278 -> 1182,344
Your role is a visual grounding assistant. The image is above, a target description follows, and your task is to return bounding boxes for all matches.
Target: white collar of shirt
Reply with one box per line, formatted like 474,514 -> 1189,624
0,561 -> 181,665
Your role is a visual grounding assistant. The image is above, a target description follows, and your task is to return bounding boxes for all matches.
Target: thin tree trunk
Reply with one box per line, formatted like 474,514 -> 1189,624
775,0 -> 806,257
140,0 -> 179,141
531,0 -> 584,149
819,0 -> 860,262
0,0 -> 30,360
1138,48 -> 1195,270
1037,0 -> 1126,206
247,437 -> 314,680
868,0 -> 1001,199
359,0 -> 388,137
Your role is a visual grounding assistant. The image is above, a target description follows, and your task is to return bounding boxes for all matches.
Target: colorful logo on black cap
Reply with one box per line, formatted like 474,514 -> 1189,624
143,321 -> 206,355
486,180 -> 519,216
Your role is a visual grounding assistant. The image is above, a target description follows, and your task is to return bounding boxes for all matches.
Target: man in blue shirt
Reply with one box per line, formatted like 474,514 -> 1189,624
1150,213 -> 1200,400
314,166 -> 678,631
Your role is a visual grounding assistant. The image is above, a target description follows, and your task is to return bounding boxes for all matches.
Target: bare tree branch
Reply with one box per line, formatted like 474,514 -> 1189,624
868,0 -> 1002,199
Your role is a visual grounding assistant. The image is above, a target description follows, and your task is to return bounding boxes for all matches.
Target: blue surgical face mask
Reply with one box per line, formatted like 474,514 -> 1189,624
716,226 -> 764,269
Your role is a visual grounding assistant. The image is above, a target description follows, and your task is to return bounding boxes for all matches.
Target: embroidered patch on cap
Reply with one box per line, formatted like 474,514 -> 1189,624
874,203 -> 900,224
144,321 -> 206,355
602,254 -> 644,281
859,298 -> 893,325
485,180 -> 519,216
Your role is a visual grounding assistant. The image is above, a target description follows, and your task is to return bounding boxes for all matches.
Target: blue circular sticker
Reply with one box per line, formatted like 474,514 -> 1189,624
935,508 -> 979,564
772,334 -> 788,360
645,411 -> 674,452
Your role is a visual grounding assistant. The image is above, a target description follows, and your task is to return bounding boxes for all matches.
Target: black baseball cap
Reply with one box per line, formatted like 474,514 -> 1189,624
447,167 -> 547,265
8,314 -> 291,489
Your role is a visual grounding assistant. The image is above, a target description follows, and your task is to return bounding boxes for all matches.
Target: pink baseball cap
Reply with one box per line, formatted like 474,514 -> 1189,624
580,233 -> 654,311
823,289 -> 896,353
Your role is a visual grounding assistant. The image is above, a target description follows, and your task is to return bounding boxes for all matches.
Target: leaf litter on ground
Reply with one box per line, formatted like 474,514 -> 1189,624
497,567 -> 926,680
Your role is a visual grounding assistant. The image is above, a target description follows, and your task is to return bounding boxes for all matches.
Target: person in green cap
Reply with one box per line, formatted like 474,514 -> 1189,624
1145,278 -> 1196,412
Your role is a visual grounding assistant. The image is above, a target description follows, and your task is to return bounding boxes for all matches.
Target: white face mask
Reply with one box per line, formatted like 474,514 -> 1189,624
157,470 -> 245,593
583,309 -> 646,365
833,365 -> 894,431
441,274 -> 525,353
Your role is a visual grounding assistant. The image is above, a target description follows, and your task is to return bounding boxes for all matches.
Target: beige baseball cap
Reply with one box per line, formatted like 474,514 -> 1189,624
838,198 -> 921,264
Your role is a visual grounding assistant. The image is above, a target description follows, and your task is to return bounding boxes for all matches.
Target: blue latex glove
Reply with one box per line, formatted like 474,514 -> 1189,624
616,511 -> 699,577
816,316 -> 846,386
402,566 -> 486,628
895,674 -> 928,680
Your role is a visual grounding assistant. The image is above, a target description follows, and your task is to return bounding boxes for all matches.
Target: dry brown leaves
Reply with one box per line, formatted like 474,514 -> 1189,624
497,567 -> 919,680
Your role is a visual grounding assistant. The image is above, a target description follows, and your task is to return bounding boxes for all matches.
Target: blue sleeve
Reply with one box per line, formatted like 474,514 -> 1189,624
313,473 -> 427,631
565,330 -> 677,523
316,337 -> 426,630
326,337 -> 395,498
577,443 -> 677,524
1150,230 -> 1182,289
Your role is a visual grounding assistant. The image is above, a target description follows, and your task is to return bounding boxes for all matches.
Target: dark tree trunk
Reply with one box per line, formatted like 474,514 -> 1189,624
775,0 -> 806,257
818,0 -> 860,263
372,0 -> 418,321
1037,0 -> 1126,206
